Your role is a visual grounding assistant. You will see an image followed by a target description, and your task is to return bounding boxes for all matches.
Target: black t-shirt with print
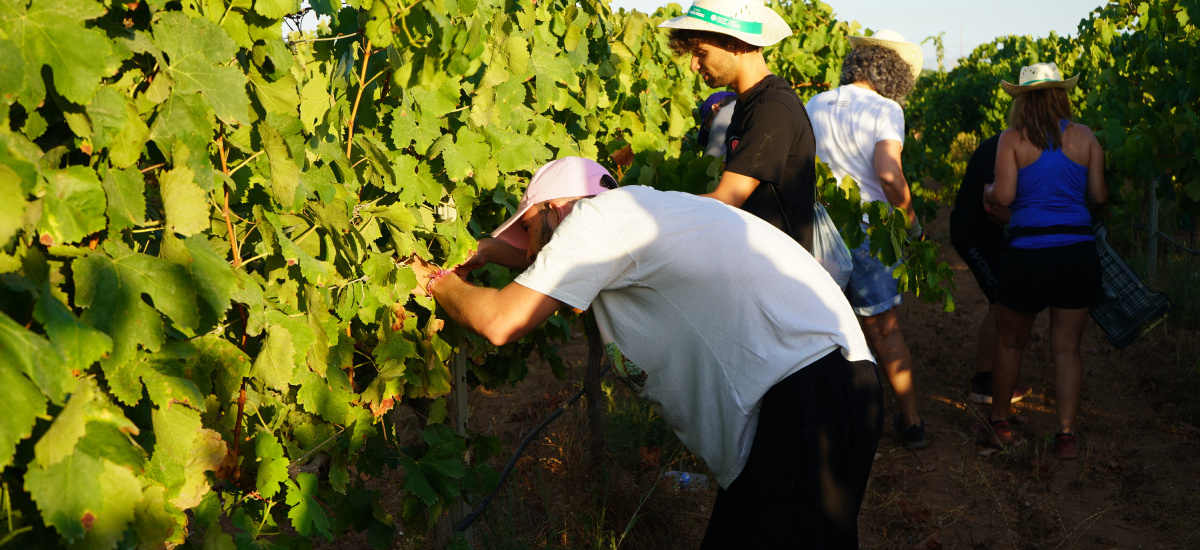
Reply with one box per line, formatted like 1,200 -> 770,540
724,74 -> 817,252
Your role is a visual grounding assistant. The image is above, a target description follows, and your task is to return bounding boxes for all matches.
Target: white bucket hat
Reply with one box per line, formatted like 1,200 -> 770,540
1001,62 -> 1079,96
848,29 -> 923,83
657,0 -> 792,47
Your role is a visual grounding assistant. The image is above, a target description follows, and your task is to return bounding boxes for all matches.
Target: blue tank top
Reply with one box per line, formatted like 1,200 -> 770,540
1009,121 -> 1093,249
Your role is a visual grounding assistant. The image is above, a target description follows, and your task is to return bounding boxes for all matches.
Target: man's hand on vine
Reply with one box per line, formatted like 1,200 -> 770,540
408,256 -> 456,297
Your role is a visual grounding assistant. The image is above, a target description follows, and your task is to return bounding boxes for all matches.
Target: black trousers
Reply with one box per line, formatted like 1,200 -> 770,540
700,350 -> 883,549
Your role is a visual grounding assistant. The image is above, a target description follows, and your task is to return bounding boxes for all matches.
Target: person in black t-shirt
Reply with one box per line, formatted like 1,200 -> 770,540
949,135 -> 1034,405
660,0 -> 816,252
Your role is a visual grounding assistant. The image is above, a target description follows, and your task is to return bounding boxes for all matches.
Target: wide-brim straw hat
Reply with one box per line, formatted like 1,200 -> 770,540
657,0 -> 792,48
1001,62 -> 1079,96
848,29 -> 923,83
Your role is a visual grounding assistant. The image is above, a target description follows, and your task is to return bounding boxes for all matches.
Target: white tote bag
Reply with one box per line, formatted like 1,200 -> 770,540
812,202 -> 854,289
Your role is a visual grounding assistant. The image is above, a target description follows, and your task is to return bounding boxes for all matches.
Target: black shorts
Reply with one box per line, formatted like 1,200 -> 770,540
997,241 -> 1102,314
949,214 -> 1004,303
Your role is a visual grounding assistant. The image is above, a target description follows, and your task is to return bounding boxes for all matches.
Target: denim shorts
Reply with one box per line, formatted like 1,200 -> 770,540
845,233 -> 903,317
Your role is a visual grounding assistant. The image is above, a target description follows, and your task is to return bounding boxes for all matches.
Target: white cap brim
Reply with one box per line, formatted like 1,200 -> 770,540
657,3 -> 792,47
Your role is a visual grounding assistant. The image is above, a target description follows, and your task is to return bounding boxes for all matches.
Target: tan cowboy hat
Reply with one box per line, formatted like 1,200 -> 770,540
1001,62 -> 1079,96
657,0 -> 792,48
848,29 -> 923,83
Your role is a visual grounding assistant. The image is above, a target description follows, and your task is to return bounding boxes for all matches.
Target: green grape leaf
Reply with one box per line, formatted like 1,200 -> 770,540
391,101 -> 444,154
76,421 -> 145,472
500,35 -> 531,79
485,124 -> 549,173
74,243 -> 200,402
0,0 -> 113,107
286,472 -> 331,538
251,324 -> 297,391
148,405 -> 226,509
153,12 -> 249,126
149,93 -> 217,187
133,484 -> 187,548
180,236 -> 237,323
530,42 -> 574,85
260,123 -> 301,208
33,380 -> 136,469
410,77 -> 463,118
0,165 -> 25,246
260,210 -> 331,284
0,356 -> 45,470
296,368 -> 353,425
250,72 -> 301,115
0,305 -> 72,403
254,430 -> 288,499
255,0 -> 299,19
299,71 -> 332,133
33,283 -> 113,375
137,352 -> 206,410
101,165 -> 146,234
393,156 -> 443,204
86,87 -> 150,168
160,166 -> 212,236
0,37 -> 25,101
25,451 -> 142,550
442,127 -> 489,182
37,166 -> 107,246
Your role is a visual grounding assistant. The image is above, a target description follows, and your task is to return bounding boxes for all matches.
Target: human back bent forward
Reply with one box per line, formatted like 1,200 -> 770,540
410,157 -> 884,548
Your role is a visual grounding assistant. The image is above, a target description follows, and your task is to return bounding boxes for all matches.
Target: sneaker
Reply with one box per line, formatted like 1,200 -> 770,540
1054,433 -> 1079,460
893,414 -> 928,450
971,419 -> 1019,447
968,376 -> 1033,404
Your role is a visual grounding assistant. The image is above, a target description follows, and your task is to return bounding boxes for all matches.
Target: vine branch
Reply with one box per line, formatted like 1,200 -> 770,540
346,38 -> 374,160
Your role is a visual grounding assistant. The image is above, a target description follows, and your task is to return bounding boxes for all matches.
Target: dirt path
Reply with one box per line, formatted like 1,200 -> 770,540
463,205 -> 1200,549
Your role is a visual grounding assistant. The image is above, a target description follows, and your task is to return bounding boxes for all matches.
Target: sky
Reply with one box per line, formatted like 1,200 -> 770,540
608,0 -> 1108,70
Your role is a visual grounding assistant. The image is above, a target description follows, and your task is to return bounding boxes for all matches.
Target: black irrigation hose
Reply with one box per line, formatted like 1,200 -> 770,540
1132,223 -> 1200,257
453,365 -> 611,534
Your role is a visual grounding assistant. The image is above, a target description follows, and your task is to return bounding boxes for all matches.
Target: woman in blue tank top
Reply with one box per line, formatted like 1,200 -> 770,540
978,63 -> 1108,460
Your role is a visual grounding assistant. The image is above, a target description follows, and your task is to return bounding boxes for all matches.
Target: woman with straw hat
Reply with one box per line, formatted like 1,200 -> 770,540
978,62 -> 1108,460
805,29 -> 928,451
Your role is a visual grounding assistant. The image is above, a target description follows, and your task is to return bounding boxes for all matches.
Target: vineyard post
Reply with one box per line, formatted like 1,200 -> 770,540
452,350 -> 475,544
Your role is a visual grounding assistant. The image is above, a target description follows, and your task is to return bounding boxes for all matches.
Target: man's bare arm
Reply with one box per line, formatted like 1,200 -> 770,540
702,171 -> 761,207
412,258 -> 562,346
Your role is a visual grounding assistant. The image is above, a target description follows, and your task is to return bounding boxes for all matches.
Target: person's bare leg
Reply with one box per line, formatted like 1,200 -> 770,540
1048,307 -> 1089,434
991,304 -> 1035,423
977,306 -> 997,375
861,309 -> 918,426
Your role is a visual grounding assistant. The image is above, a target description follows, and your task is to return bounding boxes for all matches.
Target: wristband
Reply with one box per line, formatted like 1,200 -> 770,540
906,217 -> 923,240
425,269 -> 454,293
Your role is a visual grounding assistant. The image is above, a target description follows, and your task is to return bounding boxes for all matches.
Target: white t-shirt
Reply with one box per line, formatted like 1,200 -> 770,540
514,186 -> 874,488
805,85 -> 905,204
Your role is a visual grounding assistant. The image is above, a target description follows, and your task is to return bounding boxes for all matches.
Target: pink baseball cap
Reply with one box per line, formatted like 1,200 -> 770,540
491,157 -> 617,249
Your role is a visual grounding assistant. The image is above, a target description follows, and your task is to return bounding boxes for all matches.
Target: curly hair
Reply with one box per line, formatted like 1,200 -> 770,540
1008,87 -> 1073,151
839,45 -> 915,103
667,29 -> 760,56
